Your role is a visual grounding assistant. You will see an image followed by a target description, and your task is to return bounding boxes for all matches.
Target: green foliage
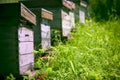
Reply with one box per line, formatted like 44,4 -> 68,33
23,75 -> 36,80
0,0 -> 18,3
35,20 -> 120,80
51,29 -> 62,46
6,74 -> 16,80
89,0 -> 120,21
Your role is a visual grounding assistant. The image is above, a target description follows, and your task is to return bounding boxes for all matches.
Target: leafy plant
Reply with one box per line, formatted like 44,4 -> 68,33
33,19 -> 120,80
6,74 -> 16,80
51,29 -> 62,46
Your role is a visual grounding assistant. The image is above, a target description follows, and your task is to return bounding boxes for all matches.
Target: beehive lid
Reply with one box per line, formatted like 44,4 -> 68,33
41,8 -> 53,20
80,1 -> 87,7
21,3 -> 36,25
62,0 -> 76,10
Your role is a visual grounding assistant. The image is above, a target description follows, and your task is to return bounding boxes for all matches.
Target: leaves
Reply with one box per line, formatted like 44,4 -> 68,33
89,0 -> 120,21
34,20 -> 120,80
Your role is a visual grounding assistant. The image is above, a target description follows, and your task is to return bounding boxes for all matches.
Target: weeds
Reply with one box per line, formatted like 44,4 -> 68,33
34,20 -> 120,80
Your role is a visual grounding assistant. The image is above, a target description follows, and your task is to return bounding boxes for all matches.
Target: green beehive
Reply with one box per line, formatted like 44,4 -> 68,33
31,8 -> 53,49
20,0 -> 59,49
46,0 -> 75,39
20,0 -> 75,47
79,1 -> 87,23
0,3 -> 36,78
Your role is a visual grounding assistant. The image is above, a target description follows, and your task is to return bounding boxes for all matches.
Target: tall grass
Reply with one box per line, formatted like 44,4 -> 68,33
35,20 -> 120,80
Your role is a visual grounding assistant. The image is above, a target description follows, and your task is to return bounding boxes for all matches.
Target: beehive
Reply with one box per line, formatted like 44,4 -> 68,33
79,1 -> 87,23
0,3 -> 36,78
20,0 -> 75,43
48,0 -> 75,38
31,8 -> 53,49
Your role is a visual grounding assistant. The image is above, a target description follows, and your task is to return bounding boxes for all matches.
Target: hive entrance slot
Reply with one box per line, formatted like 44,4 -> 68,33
25,34 -> 29,37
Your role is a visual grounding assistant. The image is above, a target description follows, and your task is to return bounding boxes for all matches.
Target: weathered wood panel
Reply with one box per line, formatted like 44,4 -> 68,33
31,8 -> 52,49
62,10 -> 71,37
71,1 -> 75,9
47,7 -> 73,38
63,0 -> 72,10
69,11 -> 75,29
79,1 -> 87,24
18,27 -> 33,42
79,10 -> 85,23
80,1 -> 87,8
18,26 -> 34,75
41,23 -> 51,49
41,8 -> 53,20
21,3 -> 36,25
62,0 -> 75,9
19,42 -> 34,54
42,40 -> 51,49
0,3 -> 35,77
19,53 -> 34,67
19,63 -> 34,75
41,24 -> 50,38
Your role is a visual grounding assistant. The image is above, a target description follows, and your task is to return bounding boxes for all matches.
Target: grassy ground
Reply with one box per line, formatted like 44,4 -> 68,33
27,20 -> 120,80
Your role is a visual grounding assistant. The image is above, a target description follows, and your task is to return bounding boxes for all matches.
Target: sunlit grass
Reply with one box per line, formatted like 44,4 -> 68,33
35,19 -> 120,80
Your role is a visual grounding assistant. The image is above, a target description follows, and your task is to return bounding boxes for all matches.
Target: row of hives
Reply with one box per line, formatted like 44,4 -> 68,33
0,0 -> 87,79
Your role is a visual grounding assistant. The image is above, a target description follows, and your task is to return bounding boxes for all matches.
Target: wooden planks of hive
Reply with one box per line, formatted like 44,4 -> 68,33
20,0 -> 75,40
31,8 -> 53,49
79,1 -> 87,23
62,0 -> 75,37
62,0 -> 75,10
45,0 -> 76,38
21,3 -> 36,25
18,27 -> 34,75
0,3 -> 36,78
41,8 -> 53,21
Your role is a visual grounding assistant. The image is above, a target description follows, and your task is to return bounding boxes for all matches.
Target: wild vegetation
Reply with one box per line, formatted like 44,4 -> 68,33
31,19 -> 120,80
2,0 -> 120,80
89,0 -> 120,21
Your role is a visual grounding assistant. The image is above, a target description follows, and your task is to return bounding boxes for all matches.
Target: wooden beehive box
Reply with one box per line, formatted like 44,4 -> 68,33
69,1 -> 75,29
0,3 -> 36,78
20,0 -> 75,42
47,0 -> 75,38
62,0 -> 76,36
41,9 -> 53,49
79,1 -> 87,23
71,0 -> 81,23
31,8 -> 53,49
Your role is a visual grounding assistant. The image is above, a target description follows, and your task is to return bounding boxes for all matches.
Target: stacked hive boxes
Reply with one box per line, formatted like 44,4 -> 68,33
0,0 -> 78,78
0,3 -> 36,78
47,0 -> 75,39
31,8 -> 53,49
